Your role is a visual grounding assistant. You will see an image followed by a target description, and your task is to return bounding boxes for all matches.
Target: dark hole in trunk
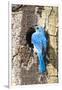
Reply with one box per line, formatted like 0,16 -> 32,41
26,27 -> 35,48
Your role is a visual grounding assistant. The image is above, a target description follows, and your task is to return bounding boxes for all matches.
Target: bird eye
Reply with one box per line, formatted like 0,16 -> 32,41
36,27 -> 39,29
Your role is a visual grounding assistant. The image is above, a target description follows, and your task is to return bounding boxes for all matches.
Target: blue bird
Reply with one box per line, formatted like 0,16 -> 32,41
31,26 -> 48,74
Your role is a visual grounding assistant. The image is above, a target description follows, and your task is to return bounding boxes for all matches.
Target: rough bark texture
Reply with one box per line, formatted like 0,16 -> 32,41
11,5 -> 58,85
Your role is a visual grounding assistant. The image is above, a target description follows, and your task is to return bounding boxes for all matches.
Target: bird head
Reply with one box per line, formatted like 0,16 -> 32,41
34,25 -> 44,32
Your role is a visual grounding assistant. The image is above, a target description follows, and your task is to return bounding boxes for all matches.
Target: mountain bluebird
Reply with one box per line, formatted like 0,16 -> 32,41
31,26 -> 48,74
